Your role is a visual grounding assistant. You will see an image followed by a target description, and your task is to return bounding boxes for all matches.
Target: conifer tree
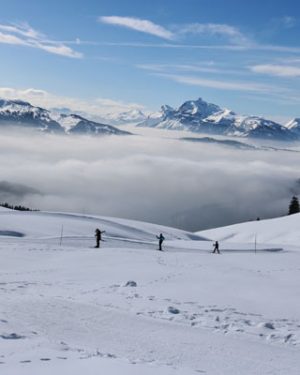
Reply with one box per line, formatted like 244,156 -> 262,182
288,196 -> 300,215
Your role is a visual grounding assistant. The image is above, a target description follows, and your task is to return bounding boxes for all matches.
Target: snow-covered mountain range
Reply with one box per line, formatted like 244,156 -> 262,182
102,109 -> 147,126
52,107 -> 148,127
1,97 -> 300,142
0,99 -> 130,136
138,98 -> 299,141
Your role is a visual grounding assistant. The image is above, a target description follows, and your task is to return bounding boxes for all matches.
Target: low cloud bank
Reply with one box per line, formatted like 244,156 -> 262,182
0,128 -> 299,231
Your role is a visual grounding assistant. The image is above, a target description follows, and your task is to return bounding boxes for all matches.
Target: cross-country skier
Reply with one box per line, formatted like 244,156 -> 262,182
95,228 -> 105,248
156,233 -> 165,251
212,240 -> 220,254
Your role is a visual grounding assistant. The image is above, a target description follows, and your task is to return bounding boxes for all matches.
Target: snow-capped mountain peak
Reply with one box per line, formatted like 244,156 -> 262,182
178,97 -> 221,118
0,98 -> 130,136
161,104 -> 175,117
138,97 -> 299,141
0,99 -> 63,132
285,118 -> 300,131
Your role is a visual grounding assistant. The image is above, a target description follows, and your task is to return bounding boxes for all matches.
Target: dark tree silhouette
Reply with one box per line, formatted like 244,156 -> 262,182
288,196 -> 300,215
0,202 -> 38,211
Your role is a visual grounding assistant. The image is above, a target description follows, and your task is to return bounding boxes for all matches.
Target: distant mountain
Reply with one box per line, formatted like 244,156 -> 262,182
138,98 -> 298,141
103,109 -> 147,125
52,113 -> 130,135
0,99 -> 130,136
0,99 -> 64,133
51,107 -> 147,126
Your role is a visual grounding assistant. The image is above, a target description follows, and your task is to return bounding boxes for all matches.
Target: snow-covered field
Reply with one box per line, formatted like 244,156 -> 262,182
0,209 -> 300,374
198,213 -> 300,247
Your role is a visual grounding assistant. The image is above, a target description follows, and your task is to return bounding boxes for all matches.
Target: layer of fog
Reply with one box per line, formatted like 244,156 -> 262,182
0,126 -> 300,231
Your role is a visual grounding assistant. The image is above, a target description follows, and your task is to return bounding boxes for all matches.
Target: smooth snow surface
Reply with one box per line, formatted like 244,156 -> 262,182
198,213 -> 300,246
0,206 -> 11,212
0,210 -> 300,374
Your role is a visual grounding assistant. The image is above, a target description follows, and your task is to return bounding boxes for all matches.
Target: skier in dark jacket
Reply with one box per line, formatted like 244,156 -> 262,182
212,240 -> 220,254
156,233 -> 165,251
95,228 -> 105,248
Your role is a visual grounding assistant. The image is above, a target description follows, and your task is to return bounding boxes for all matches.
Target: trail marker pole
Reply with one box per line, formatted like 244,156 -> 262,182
254,234 -> 257,254
60,225 -> 64,247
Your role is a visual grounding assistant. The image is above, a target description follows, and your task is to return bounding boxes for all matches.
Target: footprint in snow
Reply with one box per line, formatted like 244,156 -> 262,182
124,280 -> 137,287
0,333 -> 25,340
168,306 -> 180,314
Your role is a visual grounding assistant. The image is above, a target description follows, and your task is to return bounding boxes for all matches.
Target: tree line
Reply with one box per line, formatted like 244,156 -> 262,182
0,202 -> 39,211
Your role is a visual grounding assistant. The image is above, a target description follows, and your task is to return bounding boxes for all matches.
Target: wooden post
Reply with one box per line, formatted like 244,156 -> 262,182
59,225 -> 64,246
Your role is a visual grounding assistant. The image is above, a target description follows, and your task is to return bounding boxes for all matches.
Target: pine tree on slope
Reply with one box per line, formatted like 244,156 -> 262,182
288,196 -> 300,215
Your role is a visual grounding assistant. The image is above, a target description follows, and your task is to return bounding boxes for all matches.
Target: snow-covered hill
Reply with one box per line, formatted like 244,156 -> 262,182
197,213 -> 300,246
138,97 -> 298,141
0,99 -> 130,136
1,210 -> 300,374
0,205 -> 11,212
0,209 -> 205,241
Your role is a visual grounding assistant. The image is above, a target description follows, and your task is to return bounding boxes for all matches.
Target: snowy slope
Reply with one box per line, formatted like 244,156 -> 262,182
0,210 -> 205,241
0,206 -> 11,212
0,210 -> 300,374
197,213 -> 300,246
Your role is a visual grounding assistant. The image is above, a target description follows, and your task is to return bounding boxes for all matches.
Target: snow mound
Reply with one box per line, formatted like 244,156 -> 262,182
0,209 -> 207,242
197,213 -> 300,246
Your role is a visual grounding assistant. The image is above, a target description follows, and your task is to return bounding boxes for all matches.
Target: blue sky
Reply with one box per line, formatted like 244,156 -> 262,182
0,0 -> 300,122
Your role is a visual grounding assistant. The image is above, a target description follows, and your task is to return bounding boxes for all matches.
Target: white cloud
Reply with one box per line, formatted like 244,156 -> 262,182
99,16 -> 175,40
250,64 -> 300,77
137,63 -> 222,74
0,31 -> 27,46
156,73 -> 275,93
0,23 -> 82,58
137,63 -> 249,78
0,23 -> 42,39
98,19 -> 250,45
270,16 -> 297,30
0,129 -> 298,230
178,23 -> 252,45
0,87 -> 146,118
32,42 -> 82,58
281,16 -> 297,28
